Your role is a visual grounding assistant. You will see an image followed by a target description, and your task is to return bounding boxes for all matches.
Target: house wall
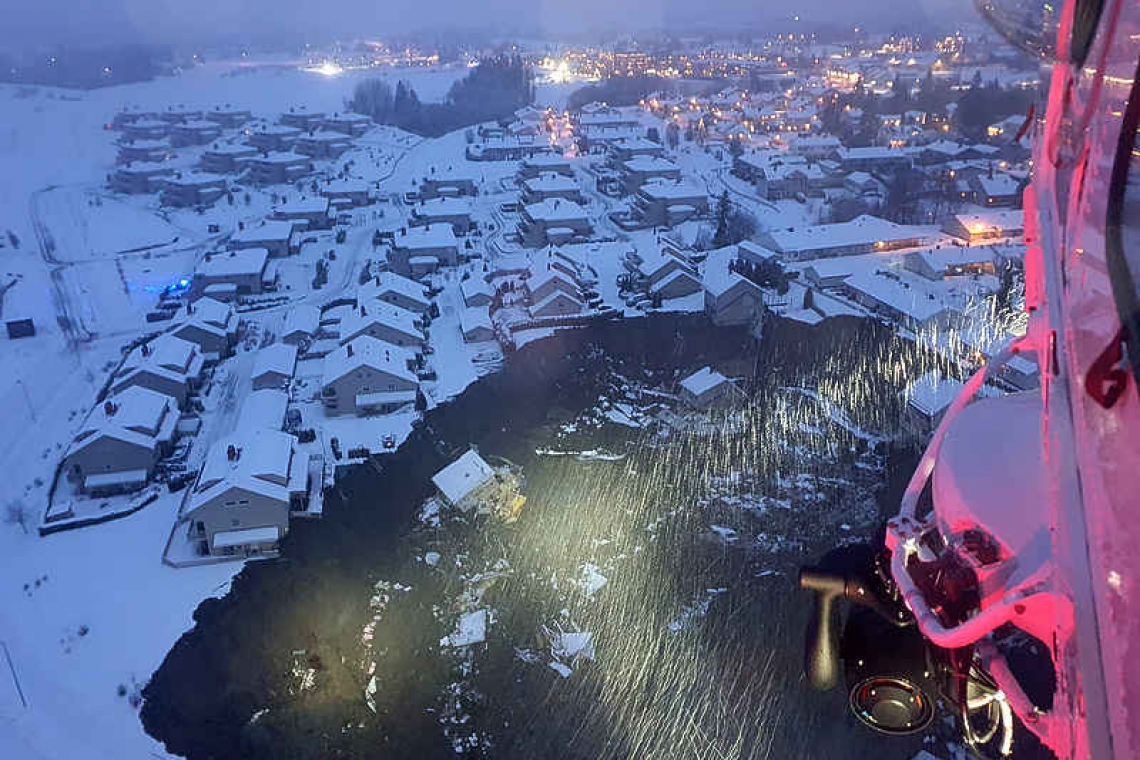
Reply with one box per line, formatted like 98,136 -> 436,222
113,372 -> 189,408
323,366 -> 417,416
252,370 -> 290,391
705,288 -> 761,326
66,437 -> 155,480
190,485 -> 290,555
171,323 -> 229,355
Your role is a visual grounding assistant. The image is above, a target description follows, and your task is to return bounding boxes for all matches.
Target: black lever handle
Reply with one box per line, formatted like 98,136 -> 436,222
799,567 -> 845,691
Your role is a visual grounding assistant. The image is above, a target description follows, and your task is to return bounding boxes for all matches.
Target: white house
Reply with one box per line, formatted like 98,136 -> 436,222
321,336 -> 419,416
170,297 -> 239,356
678,367 -> 739,408
903,371 -> 964,437
182,428 -> 311,558
432,449 -> 496,512
530,291 -> 583,319
252,343 -> 298,390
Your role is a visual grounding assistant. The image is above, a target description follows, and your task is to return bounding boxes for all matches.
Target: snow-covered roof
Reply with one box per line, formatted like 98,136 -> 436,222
460,276 -> 494,301
971,173 -> 1022,196
650,267 -> 700,294
523,198 -> 589,223
283,304 -> 321,337
237,388 -> 289,431
904,371 -> 963,417
524,173 -> 578,193
432,449 -> 495,505
248,150 -> 309,165
187,428 -> 303,515
413,197 -> 471,217
274,197 -> 329,215
321,178 -> 369,194
845,271 -> 950,323
252,342 -> 298,381
523,152 -> 572,167
122,333 -> 199,376
205,143 -> 258,156
340,303 -> 424,344
73,386 -> 175,450
680,366 -> 730,396
526,267 -> 578,294
531,290 -> 583,314
623,156 -> 680,173
951,209 -> 1024,232
763,215 -> 928,255
639,181 -> 706,201
163,171 -> 226,188
460,307 -> 493,335
911,247 -> 995,272
185,296 -> 233,330
198,248 -> 269,278
230,220 -> 297,245
361,271 -> 430,306
395,223 -> 458,250
322,335 -> 417,386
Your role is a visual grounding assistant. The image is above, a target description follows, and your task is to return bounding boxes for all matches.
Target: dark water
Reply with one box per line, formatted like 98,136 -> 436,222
141,313 -> 933,760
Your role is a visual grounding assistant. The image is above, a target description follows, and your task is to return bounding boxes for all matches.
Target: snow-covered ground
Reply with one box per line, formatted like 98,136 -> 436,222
0,492 -> 240,760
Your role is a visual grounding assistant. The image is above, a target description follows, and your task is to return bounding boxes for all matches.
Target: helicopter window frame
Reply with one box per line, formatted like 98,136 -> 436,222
1069,0 -> 1105,67
1104,55 -> 1140,392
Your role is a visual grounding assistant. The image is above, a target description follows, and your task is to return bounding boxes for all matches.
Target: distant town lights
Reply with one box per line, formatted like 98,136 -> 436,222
311,61 -> 343,77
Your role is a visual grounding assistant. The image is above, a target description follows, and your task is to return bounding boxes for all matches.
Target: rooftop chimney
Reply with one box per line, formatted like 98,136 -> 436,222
227,444 -> 238,461
141,343 -> 151,357
104,401 -> 118,417
346,343 -> 354,358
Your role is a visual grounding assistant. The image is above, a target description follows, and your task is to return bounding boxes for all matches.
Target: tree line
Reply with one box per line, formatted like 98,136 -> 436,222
349,55 -> 535,137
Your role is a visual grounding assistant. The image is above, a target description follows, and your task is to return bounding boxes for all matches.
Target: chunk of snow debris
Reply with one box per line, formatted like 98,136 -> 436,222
514,648 -> 539,664
710,525 -> 738,541
440,609 -> 487,647
575,563 -> 608,599
419,499 -> 441,526
425,552 -> 441,567
840,523 -> 852,531
549,662 -> 574,678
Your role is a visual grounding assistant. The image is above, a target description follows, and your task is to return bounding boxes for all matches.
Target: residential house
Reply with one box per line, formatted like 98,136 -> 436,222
170,296 -> 239,356
757,215 -> 930,261
904,248 -> 996,280
272,197 -> 332,230
631,181 -> 709,227
678,367 -> 739,408
111,162 -> 174,194
410,197 -> 472,236
279,108 -> 326,130
192,248 -> 270,300
252,343 -> 298,390
200,143 -> 258,174
942,209 -> 1024,244
246,152 -> 313,185
521,173 -> 583,205
182,428 -> 311,557
170,120 -> 222,147
421,171 -> 478,199
229,220 -> 298,257
294,131 -> 353,160
517,199 -> 592,248
621,156 -> 681,194
282,304 -> 322,346
431,449 -> 496,512
322,112 -> 372,136
518,153 -> 575,179
321,336 -> 418,416
842,271 -> 955,330
246,125 -> 303,152
460,277 -> 495,308
460,307 -> 495,342
205,106 -> 253,128
111,333 -> 205,408
63,386 -> 179,495
159,172 -> 227,208
359,272 -> 432,314
390,224 -> 460,278
338,303 -> 425,350
703,268 -> 764,327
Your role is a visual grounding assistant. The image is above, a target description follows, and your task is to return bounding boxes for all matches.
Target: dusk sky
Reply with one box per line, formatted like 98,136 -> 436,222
3,0 -> 967,49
